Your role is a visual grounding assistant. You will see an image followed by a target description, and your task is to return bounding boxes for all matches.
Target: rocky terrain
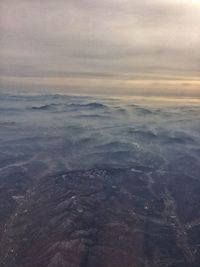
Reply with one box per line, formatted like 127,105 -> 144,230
0,167 -> 200,267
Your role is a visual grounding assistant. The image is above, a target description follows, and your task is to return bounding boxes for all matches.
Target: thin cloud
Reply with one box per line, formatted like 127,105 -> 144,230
0,0 -> 200,95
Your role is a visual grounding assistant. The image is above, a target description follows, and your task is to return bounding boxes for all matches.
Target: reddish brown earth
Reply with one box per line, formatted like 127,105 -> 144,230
0,168 -> 200,267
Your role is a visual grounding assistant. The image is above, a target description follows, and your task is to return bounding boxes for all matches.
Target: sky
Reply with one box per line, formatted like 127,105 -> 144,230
0,0 -> 200,96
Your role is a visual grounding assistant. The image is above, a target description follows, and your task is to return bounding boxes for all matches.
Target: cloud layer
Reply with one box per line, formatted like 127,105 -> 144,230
0,0 -> 200,96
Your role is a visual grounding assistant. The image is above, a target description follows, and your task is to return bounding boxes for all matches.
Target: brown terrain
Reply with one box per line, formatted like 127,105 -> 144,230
0,167 -> 200,267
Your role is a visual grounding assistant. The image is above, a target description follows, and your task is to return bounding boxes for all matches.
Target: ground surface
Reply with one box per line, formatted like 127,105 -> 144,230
1,168 -> 200,267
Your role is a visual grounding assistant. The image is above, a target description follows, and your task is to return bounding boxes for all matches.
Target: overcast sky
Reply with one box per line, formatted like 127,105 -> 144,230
0,0 -> 200,96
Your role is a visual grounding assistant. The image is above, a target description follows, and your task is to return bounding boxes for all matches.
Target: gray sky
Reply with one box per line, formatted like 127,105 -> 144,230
0,0 -> 200,96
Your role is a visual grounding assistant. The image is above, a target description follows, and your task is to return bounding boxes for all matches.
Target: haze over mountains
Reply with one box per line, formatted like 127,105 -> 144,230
0,93 -> 200,266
